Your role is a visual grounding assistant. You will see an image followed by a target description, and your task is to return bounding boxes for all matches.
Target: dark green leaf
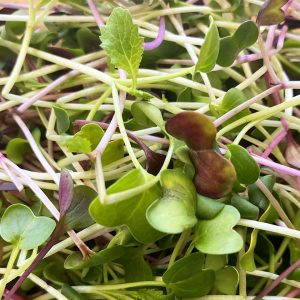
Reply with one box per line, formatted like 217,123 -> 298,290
227,144 -> 260,185
248,175 -> 276,210
163,252 -> 215,298
230,194 -> 259,220
196,194 -> 225,220
215,266 -> 239,294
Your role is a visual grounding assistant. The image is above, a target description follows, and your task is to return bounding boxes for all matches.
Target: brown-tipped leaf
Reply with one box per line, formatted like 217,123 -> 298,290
257,0 -> 288,26
59,169 -> 74,216
190,150 -> 236,198
166,112 -> 216,151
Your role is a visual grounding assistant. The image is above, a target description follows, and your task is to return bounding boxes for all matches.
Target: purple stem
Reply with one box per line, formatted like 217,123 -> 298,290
213,84 -> 283,127
4,289 -> 25,300
4,219 -> 66,300
17,58 -> 106,113
0,2 -> 32,9
277,25 -> 288,50
143,17 -> 166,51
262,119 -> 289,158
286,288 -> 300,298
251,154 -> 300,177
86,0 -> 104,28
254,258 -> 300,300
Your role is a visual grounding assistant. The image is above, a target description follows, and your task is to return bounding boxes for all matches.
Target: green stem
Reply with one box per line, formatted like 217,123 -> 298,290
0,244 -> 20,298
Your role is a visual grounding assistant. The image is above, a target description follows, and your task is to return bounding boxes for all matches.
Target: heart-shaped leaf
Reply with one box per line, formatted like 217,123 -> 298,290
217,21 -> 258,67
0,204 -> 56,250
146,170 -> 197,234
162,252 -> 215,298
196,16 -> 220,73
227,144 -> 260,185
89,169 -> 164,243
165,111 -> 216,151
191,150 -> 237,198
194,205 -> 243,254
257,0 -> 288,26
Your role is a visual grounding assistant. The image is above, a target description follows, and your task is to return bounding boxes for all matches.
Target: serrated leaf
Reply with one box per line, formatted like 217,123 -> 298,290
100,7 -> 144,88
228,144 -> 260,185
196,16 -> 219,73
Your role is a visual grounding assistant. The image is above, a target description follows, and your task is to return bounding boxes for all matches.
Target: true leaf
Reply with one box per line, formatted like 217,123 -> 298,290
6,138 -> 31,164
196,16 -> 219,73
100,7 -> 144,87
146,170 -> 197,234
194,205 -> 243,254
257,0 -> 288,26
227,144 -> 260,185
162,252 -> 215,298
0,204 -> 56,250
53,106 -> 70,134
89,169 -> 164,243
217,21 -> 259,67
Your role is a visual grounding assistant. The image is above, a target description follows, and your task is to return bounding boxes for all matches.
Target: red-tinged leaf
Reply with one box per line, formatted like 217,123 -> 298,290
0,181 -> 18,191
190,150 -> 236,198
257,0 -> 288,26
166,112 -> 216,151
59,169 -> 74,216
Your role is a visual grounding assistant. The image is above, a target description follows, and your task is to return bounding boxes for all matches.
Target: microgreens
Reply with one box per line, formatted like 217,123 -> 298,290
0,0 -> 299,299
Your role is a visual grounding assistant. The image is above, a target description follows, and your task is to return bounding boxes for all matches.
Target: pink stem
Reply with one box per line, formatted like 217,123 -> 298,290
251,154 -> 300,177
87,0 -> 104,28
266,25 -> 277,50
286,288 -> 300,297
254,258 -> 300,299
277,25 -> 288,50
261,130 -> 287,158
143,17 -> 166,51
213,84 -> 283,127
17,58 -> 106,113
0,2 -> 32,9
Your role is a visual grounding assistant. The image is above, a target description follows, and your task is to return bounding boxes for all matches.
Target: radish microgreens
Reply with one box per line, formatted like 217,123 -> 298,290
0,0 -> 299,299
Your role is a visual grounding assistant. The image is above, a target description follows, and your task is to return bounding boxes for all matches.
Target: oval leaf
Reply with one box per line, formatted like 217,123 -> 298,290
196,16 -> 220,73
166,112 -> 216,151
191,150 -> 237,198
227,144 -> 260,185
